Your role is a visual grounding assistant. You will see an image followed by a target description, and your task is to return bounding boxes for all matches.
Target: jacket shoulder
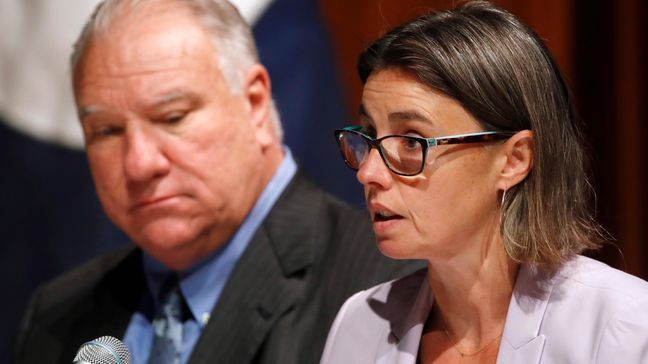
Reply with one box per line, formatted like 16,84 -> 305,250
30,246 -> 135,314
529,255 -> 648,363
557,255 -> 648,302
321,269 -> 427,364
15,246 -> 138,361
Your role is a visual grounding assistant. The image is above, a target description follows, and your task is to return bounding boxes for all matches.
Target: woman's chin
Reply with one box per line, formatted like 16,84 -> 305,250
376,239 -> 420,261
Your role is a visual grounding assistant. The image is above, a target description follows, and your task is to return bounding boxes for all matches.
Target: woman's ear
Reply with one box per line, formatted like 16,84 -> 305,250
497,130 -> 534,190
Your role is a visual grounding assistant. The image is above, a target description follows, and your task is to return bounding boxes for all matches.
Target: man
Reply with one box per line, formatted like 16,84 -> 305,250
14,0 -> 418,363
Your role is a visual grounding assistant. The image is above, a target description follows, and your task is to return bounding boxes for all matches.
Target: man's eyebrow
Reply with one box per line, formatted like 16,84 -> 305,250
78,91 -> 200,120
78,105 -> 104,119
150,91 -> 199,107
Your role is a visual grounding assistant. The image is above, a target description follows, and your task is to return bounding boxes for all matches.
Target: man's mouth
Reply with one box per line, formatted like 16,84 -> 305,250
131,195 -> 178,212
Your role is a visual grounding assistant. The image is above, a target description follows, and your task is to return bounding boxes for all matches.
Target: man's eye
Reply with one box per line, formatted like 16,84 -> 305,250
96,126 -> 122,137
162,112 -> 187,124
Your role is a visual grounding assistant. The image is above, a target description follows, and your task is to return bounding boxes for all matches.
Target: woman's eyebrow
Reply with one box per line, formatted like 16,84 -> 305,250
359,105 -> 431,123
387,110 -> 431,124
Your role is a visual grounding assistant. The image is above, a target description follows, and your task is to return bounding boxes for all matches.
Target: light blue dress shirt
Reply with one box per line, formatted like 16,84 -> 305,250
123,148 -> 297,363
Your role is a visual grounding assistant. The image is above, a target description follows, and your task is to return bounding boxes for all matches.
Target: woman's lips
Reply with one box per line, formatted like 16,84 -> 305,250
370,205 -> 404,233
373,211 -> 402,221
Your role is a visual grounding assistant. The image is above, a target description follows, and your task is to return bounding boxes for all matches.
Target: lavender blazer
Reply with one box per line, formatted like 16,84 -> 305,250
321,255 -> 648,363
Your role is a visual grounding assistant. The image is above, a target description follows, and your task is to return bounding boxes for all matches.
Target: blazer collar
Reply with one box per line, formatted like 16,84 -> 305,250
368,263 -> 561,364
369,269 -> 432,342
497,263 -> 559,363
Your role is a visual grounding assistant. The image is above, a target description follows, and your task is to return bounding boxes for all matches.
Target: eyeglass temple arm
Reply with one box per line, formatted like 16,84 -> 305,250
429,131 -> 515,146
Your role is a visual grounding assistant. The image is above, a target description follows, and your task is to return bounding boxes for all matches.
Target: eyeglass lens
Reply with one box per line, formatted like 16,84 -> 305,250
339,132 -> 425,175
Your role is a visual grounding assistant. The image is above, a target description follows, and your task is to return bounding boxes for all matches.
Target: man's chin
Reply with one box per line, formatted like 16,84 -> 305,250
132,224 -> 202,262
139,239 -> 201,271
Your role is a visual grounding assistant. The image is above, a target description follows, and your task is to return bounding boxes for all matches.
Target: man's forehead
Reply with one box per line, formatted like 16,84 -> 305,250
82,2 -> 212,63
75,16 -> 218,86
94,15 -> 210,58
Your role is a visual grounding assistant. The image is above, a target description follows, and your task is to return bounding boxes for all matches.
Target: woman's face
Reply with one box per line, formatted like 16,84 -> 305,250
358,69 -> 504,261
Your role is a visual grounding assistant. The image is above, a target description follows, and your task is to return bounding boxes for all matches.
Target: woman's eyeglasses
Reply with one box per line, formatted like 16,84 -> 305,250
334,126 -> 515,176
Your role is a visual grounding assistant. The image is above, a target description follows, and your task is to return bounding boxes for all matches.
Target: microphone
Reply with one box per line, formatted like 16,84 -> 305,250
72,336 -> 131,364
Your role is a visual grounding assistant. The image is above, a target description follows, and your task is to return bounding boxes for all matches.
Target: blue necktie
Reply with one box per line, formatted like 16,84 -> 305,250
148,276 -> 187,364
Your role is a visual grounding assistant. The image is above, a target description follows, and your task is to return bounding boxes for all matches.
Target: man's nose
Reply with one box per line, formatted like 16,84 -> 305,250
124,125 -> 170,182
356,148 -> 392,189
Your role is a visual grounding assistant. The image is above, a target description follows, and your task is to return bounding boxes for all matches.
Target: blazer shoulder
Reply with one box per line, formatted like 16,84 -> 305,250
329,268 -> 427,328
557,255 -> 648,302
525,256 -> 648,363
591,266 -> 648,363
17,246 -> 137,337
321,269 -> 427,364
15,246 -> 138,362
34,246 -> 136,310
557,256 -> 648,363
593,290 -> 648,362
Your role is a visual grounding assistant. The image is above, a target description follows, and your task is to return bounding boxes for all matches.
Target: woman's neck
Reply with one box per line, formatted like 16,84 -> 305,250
425,235 -> 519,350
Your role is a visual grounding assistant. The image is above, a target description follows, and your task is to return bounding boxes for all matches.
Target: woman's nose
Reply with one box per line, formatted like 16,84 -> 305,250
356,148 -> 392,189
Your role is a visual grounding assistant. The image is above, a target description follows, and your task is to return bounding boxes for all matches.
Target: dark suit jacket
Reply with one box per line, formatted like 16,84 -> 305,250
15,171 -> 421,363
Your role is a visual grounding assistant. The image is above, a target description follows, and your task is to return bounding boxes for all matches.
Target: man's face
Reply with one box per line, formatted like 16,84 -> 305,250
74,6 -> 277,270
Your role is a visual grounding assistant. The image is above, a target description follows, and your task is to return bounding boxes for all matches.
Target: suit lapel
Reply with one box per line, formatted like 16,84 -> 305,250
497,264 -> 557,364
188,172 -> 319,364
59,247 -> 145,362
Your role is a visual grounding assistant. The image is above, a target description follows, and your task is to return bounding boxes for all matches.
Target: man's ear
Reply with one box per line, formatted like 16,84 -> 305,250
496,130 -> 534,190
243,64 -> 274,147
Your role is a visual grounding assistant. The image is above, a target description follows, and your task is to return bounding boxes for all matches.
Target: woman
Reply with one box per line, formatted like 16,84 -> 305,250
321,2 -> 648,363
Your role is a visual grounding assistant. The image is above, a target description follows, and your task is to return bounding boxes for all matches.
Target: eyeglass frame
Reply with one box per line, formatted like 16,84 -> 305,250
334,125 -> 516,176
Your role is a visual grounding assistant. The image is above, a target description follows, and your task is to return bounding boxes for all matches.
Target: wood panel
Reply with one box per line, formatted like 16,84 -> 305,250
320,0 -> 574,115
613,0 -> 645,277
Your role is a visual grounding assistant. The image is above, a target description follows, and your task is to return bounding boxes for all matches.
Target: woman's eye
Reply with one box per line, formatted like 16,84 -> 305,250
402,137 -> 420,150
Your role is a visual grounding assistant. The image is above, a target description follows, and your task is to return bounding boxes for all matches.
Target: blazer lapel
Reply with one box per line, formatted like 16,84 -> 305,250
369,269 -> 431,364
188,172 -> 318,364
497,264 -> 557,364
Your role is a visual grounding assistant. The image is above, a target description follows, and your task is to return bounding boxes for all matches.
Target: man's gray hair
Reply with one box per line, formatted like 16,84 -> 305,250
71,0 -> 283,139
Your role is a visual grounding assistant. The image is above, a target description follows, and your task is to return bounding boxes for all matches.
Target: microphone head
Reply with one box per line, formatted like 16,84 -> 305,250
72,336 -> 131,364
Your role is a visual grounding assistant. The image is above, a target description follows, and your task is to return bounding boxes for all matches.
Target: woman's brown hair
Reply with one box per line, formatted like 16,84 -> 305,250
358,1 -> 607,268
